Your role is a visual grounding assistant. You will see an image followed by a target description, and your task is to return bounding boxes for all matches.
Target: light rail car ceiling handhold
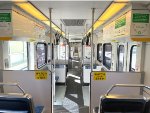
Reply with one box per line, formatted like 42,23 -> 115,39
86,33 -> 91,46
55,32 -> 61,45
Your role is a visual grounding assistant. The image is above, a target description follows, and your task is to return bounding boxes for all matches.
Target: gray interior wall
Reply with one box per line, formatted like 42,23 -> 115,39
93,34 -> 99,62
0,41 -> 3,69
144,43 -> 150,90
0,70 -> 3,93
1,70 -> 52,113
2,41 -> 9,69
90,72 -> 142,113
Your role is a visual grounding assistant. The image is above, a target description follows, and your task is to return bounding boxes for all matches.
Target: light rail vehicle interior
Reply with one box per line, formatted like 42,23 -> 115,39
0,0 -> 150,113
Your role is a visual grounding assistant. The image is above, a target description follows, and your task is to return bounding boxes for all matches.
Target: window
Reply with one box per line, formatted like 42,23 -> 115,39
103,43 -> 112,70
36,43 -> 47,69
97,43 -> 102,62
118,45 -> 125,71
8,41 -> 27,70
130,45 -> 137,71
58,44 -> 66,60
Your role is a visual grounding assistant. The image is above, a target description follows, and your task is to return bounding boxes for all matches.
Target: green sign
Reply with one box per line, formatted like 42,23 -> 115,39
115,16 -> 126,29
0,13 -> 11,22
132,13 -> 149,23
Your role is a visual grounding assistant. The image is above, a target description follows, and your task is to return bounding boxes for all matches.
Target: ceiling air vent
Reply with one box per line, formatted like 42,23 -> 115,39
71,38 -> 82,40
61,19 -> 86,26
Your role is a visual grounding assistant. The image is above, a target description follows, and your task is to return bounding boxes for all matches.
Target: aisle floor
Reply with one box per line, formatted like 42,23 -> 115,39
54,58 -> 89,113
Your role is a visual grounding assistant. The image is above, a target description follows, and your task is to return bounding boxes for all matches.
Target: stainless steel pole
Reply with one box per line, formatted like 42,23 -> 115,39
68,33 -> 70,59
91,8 -> 95,72
54,35 -> 56,73
60,24 -> 62,60
65,29 -> 66,64
49,8 -> 52,71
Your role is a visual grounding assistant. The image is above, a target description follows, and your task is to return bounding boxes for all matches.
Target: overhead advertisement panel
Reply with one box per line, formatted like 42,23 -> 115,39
115,16 -> 126,29
132,13 -> 149,23
0,11 -> 12,40
0,13 -> 11,22
0,7 -> 49,42
103,11 -> 131,41
103,9 -> 150,42
103,21 -> 115,41
114,11 -> 131,40
131,10 -> 150,41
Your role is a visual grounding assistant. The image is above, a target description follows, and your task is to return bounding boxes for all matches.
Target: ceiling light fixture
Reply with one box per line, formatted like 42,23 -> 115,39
14,1 -> 65,36
87,1 -> 128,34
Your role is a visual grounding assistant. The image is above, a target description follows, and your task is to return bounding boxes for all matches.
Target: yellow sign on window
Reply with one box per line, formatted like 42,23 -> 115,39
93,72 -> 106,80
35,71 -> 48,80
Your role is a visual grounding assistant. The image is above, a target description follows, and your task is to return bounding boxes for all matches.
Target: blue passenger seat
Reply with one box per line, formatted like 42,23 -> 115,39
55,76 -> 59,82
93,84 -> 150,113
35,106 -> 44,113
100,95 -> 146,113
0,83 -> 45,113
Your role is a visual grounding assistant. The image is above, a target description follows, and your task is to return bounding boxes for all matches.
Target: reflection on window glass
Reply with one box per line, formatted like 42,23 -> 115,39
36,43 -> 47,68
118,45 -> 125,71
130,45 -> 137,71
8,41 -> 27,69
97,44 -> 102,62
103,43 -> 112,70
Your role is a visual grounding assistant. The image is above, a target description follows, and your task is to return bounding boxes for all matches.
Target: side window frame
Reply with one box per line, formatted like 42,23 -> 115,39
129,45 -> 137,72
118,45 -> 125,71
97,43 -> 102,62
8,41 -> 28,70
36,42 -> 47,69
103,43 -> 112,70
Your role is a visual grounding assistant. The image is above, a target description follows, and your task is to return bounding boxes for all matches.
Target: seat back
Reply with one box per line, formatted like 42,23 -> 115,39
144,99 -> 150,113
100,96 -> 146,113
0,94 -> 35,113
0,83 -> 35,113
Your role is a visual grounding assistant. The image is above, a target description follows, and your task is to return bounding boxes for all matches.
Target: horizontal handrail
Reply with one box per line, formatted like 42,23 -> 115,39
0,82 -> 26,95
106,84 -> 150,96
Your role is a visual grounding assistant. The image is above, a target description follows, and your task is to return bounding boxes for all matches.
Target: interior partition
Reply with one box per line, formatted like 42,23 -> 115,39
90,71 -> 143,113
0,70 -> 52,113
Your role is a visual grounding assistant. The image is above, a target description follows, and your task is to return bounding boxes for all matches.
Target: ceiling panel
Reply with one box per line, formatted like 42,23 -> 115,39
31,1 -> 112,38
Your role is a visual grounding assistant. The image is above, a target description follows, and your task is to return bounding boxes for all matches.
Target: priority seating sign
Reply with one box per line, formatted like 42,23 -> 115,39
35,71 -> 48,80
93,72 -> 106,80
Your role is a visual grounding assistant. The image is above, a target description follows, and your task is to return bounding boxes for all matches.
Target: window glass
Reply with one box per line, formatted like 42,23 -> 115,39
130,45 -> 137,71
9,41 -> 24,53
58,44 -> 66,60
36,43 -> 47,68
8,41 -> 27,70
103,43 -> 112,70
97,44 -> 102,62
118,45 -> 125,71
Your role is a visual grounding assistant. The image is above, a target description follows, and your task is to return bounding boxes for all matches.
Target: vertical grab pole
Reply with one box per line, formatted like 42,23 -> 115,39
49,8 -> 52,71
49,8 -> 54,113
65,29 -> 67,86
60,24 -> 62,60
68,33 -> 70,59
54,35 -> 56,73
65,29 -> 66,64
91,8 -> 95,72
